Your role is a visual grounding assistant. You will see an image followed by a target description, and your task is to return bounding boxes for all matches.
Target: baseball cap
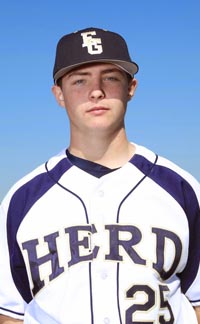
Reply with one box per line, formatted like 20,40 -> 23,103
53,27 -> 139,84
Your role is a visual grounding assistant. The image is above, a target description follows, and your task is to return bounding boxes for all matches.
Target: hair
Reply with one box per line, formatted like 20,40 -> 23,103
56,78 -> 62,88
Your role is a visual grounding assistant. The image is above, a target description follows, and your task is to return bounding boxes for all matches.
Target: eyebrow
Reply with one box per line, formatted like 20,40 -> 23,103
68,71 -> 90,78
67,68 -> 124,79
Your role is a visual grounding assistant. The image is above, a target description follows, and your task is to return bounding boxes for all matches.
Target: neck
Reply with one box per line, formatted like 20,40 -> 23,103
68,128 -> 136,168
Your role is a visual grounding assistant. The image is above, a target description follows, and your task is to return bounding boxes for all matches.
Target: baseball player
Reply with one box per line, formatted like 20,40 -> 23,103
0,27 -> 200,324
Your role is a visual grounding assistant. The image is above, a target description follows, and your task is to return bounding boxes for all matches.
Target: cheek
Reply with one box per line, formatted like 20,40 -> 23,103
108,84 -> 129,101
108,98 -> 127,115
109,94 -> 129,109
63,96 -> 78,113
63,89 -> 88,108
63,96 -> 87,122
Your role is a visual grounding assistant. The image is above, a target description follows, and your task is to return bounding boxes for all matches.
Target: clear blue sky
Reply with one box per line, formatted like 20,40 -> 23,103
0,0 -> 200,202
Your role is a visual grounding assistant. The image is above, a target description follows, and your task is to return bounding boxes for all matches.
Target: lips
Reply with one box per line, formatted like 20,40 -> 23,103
87,106 -> 109,113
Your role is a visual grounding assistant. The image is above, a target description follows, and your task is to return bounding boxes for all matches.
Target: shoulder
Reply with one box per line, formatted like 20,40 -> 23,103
1,149 -> 68,209
132,143 -> 200,205
134,143 -> 199,184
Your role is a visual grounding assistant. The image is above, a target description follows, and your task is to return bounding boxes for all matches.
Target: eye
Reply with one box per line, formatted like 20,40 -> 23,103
104,75 -> 119,82
73,79 -> 85,85
108,76 -> 118,81
104,76 -> 118,82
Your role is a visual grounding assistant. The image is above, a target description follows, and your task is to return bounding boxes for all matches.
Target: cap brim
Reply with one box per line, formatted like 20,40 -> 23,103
54,59 -> 138,83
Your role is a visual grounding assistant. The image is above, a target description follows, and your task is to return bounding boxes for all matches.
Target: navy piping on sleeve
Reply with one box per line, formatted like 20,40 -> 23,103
7,158 -> 72,303
0,306 -> 24,317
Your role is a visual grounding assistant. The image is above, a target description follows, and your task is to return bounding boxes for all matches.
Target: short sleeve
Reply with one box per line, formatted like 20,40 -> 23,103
0,202 -> 25,319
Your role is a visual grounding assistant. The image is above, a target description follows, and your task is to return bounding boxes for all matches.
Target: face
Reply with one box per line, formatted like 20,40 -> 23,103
52,63 -> 137,136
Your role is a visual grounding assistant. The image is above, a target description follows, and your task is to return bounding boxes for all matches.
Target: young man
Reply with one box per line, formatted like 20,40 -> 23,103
0,27 -> 200,324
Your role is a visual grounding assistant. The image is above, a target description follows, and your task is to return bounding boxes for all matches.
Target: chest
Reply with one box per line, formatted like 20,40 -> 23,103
17,169 -> 189,281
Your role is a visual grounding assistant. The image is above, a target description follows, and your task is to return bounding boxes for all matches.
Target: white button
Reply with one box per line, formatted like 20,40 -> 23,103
104,318 -> 110,324
101,272 -> 108,280
98,190 -> 104,197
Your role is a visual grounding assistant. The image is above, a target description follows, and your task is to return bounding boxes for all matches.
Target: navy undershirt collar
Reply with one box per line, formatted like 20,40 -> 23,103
66,149 -> 119,178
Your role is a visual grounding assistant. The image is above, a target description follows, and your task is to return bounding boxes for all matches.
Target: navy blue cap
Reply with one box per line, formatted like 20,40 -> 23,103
53,27 -> 139,84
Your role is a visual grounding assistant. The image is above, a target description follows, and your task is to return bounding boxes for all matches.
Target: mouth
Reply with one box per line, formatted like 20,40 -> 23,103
87,106 -> 109,114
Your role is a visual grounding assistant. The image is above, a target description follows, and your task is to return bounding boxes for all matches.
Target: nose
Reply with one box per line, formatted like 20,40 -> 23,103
89,80 -> 105,101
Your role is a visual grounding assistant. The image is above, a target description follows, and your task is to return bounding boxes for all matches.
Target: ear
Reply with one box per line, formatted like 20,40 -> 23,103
52,85 -> 65,107
128,78 -> 138,100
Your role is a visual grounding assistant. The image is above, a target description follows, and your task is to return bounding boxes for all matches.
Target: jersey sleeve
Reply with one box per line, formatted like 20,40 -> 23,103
0,199 -> 26,320
154,154 -> 200,307
184,201 -> 200,307
178,174 -> 200,306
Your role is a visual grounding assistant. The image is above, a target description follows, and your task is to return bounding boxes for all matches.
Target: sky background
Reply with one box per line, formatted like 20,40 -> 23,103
0,0 -> 200,202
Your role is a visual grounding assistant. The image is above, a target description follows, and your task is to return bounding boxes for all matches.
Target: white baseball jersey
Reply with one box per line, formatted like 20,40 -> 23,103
0,143 -> 200,323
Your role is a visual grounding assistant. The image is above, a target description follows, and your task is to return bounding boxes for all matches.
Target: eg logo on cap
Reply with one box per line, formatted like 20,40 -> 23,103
81,31 -> 103,55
